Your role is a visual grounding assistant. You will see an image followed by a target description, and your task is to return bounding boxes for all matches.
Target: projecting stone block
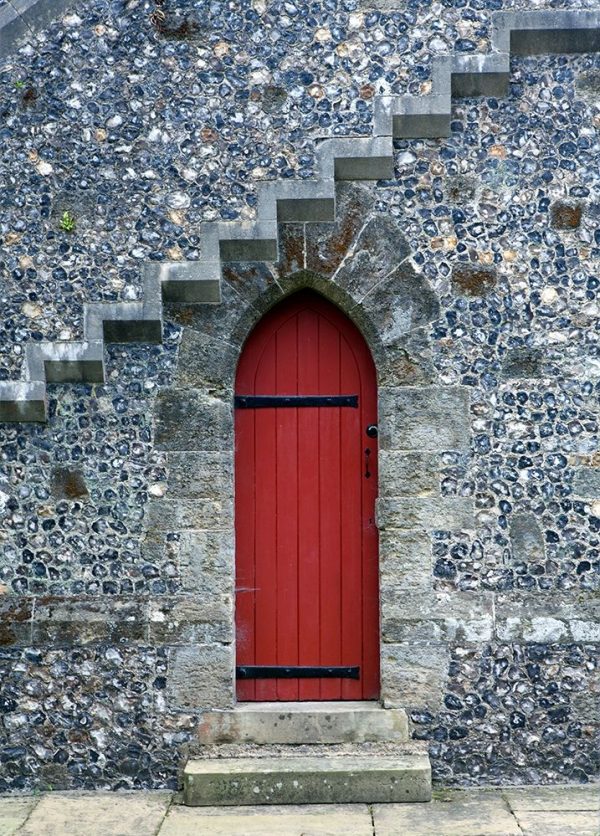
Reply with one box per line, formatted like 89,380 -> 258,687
379,387 -> 471,451
154,390 -> 232,451
168,644 -> 235,710
377,497 -> 475,532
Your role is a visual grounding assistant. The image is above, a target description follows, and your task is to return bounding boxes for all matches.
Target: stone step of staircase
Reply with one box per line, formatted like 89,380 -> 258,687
183,751 -> 432,806
195,701 -> 409,745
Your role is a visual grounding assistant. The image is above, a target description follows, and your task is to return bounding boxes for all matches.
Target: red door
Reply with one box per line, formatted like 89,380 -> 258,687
235,291 -> 379,701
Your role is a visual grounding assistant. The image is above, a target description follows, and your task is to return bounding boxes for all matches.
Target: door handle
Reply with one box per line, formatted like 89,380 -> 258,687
365,447 -> 372,479
366,424 -> 378,438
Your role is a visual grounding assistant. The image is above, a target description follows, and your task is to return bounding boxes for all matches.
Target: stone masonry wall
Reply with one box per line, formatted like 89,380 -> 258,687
1,0 -> 599,791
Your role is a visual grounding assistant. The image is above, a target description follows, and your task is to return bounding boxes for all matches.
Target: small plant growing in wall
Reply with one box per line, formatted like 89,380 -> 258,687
59,211 -> 76,233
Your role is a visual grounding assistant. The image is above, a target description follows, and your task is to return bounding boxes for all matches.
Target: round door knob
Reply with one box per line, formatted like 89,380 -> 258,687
366,424 -> 378,438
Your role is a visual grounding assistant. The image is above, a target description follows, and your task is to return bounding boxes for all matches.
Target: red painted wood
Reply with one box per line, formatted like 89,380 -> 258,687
235,291 -> 379,701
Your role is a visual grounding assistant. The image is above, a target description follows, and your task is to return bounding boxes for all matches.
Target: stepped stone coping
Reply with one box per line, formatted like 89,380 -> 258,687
1,10 -> 599,422
183,753 -> 432,805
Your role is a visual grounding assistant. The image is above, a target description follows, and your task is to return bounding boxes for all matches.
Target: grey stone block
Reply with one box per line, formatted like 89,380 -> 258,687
167,451 -> 233,499
379,387 -> 471,451
32,598 -> 145,646
178,529 -> 234,596
381,643 -> 449,710
145,498 -> 233,532
500,348 -> 544,380
0,381 -> 47,423
0,5 -> 28,58
494,593 -> 600,643
379,530 -> 433,591
358,262 -> 440,343
195,703 -> 409,745
174,330 -> 237,390
183,754 -> 431,805
154,390 -> 233,452
378,452 -> 440,497
377,497 -> 475,532
0,597 -> 33,646
148,595 -> 233,644
168,644 -> 235,710
145,262 -> 221,304
451,54 -> 510,98
572,468 -> 600,498
381,591 -> 494,643
509,512 -> 545,564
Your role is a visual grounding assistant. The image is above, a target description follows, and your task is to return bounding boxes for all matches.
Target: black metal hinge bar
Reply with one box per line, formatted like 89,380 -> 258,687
235,395 -> 358,409
236,665 -> 360,680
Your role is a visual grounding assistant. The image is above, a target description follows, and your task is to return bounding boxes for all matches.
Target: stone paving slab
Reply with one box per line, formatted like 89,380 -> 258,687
513,809 -> 600,835
503,785 -> 600,811
158,803 -> 374,836
0,798 -> 39,836
17,792 -> 172,836
373,792 -> 522,836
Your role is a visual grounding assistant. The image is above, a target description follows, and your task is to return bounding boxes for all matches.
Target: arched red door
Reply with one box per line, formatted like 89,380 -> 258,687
235,291 -> 379,701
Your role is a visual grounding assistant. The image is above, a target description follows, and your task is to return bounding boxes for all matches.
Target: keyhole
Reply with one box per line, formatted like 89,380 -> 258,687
365,447 -> 371,479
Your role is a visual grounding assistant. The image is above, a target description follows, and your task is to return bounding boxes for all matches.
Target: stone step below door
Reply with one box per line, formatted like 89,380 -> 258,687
183,751 -> 432,806
195,702 -> 409,745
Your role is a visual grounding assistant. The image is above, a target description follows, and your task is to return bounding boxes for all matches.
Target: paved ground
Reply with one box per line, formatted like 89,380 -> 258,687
0,786 -> 597,835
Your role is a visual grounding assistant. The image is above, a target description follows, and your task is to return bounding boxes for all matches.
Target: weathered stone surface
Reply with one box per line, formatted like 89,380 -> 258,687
167,452 -> 233,499
381,591 -> 493,643
168,644 -> 235,710
503,785 -> 600,812
0,597 -> 33,646
177,529 -> 234,596
160,804 -> 374,835
495,593 -> 599,643
509,512 -> 545,564
550,201 -> 583,229
145,498 -> 233,531
305,182 -> 374,277
358,262 -> 440,344
572,467 -> 600,497
377,497 -> 475,531
381,643 -> 449,709
0,797 -> 39,833
148,595 -> 233,644
18,792 -> 171,836
32,597 -> 146,645
379,387 -> 471,451
378,452 -> 440,497
379,530 -> 433,591
195,703 -> 409,745
184,754 -> 431,805
154,390 -> 233,452
334,217 -> 411,300
276,223 -> 305,277
500,348 -> 544,379
373,792 -> 521,835
175,330 -> 237,390
512,810 -> 599,836
49,467 -> 89,500
451,265 -> 497,297
379,326 -> 437,387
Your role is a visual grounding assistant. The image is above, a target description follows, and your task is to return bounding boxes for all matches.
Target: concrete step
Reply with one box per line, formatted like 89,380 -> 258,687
183,752 -> 432,806
195,701 -> 409,745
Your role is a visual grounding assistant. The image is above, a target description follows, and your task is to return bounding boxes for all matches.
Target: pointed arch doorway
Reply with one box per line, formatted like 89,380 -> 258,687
235,290 -> 380,701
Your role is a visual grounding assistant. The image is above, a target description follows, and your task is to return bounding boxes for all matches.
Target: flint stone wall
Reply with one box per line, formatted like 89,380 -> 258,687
0,0 -> 599,792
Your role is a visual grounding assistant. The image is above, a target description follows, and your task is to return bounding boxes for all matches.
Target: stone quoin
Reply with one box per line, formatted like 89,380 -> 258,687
0,0 -> 598,795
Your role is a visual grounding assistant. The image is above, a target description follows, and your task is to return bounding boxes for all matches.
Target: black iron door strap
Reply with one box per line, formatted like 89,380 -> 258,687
236,665 -> 360,679
235,395 -> 358,408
